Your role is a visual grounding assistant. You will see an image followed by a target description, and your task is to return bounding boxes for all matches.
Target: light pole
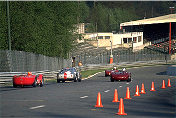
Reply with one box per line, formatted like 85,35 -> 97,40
131,41 -> 134,52
169,7 -> 174,14
110,40 -> 113,64
7,1 -> 11,51
169,7 -> 174,54
169,22 -> 171,54
97,33 -> 98,48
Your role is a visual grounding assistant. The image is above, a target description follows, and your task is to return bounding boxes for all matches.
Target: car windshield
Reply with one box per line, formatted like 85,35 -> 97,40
59,68 -> 75,74
115,70 -> 124,74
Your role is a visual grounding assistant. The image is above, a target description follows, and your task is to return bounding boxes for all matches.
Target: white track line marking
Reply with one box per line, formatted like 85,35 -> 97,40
30,105 -> 45,110
80,96 -> 88,99
82,71 -> 103,80
126,83 -> 129,84
104,90 -> 110,93
119,86 -> 122,88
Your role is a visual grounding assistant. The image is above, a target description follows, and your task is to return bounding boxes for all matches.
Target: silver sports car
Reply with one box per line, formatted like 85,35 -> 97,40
57,67 -> 81,83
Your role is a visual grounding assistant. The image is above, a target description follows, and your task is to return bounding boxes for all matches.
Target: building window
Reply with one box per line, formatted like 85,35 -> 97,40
133,37 -> 137,43
138,36 -> 141,42
105,36 -> 110,39
98,36 -> 103,39
128,38 -> 132,43
123,38 -> 127,43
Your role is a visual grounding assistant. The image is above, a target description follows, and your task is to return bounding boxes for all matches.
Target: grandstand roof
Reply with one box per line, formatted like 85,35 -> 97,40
120,14 -> 176,27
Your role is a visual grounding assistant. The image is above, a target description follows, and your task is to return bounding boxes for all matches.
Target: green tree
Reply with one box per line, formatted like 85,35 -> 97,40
0,1 -> 86,58
0,2 -> 8,49
111,8 -> 138,32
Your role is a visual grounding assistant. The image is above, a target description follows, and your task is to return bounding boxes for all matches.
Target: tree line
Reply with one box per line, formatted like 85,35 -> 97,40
0,1 -> 175,58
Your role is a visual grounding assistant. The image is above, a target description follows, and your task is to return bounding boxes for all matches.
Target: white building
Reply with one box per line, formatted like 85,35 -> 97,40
83,32 -> 144,51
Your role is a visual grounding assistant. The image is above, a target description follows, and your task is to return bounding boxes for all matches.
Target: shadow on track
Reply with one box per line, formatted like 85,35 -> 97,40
156,71 -> 167,75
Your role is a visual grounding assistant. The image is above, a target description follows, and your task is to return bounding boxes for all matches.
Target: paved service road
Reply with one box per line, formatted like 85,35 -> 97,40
0,65 -> 176,118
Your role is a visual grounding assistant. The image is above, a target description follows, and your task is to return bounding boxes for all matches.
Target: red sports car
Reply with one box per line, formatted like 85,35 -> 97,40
13,72 -> 44,87
110,70 -> 131,82
105,69 -> 119,77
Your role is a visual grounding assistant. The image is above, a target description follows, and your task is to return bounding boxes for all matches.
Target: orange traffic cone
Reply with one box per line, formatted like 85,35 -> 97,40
116,98 -> 127,115
140,83 -> 146,94
95,92 -> 103,107
124,87 -> 132,99
150,82 -> 156,91
161,80 -> 166,89
167,79 -> 171,87
112,89 -> 120,102
134,85 -> 140,96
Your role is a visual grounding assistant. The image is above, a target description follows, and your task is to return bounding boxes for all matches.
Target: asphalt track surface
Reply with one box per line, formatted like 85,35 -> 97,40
0,65 -> 176,118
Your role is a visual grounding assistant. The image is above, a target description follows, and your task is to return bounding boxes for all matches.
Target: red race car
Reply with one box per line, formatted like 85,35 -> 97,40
105,67 -> 118,77
110,69 -> 131,82
13,72 -> 44,87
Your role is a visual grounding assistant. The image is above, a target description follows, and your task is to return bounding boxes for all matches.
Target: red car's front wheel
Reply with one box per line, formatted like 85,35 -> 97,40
32,77 -> 37,87
13,83 -> 17,88
127,76 -> 131,82
40,77 -> 44,87
110,77 -> 114,82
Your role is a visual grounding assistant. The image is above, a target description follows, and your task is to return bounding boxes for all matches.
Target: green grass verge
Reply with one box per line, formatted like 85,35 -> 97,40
45,79 -> 57,83
81,69 -> 105,79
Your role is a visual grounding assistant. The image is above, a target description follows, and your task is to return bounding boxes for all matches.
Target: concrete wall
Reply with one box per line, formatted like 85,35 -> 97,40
112,34 -> 122,45
86,40 -> 97,47
98,39 -> 112,47
171,53 -> 176,61
83,33 -> 98,40
97,33 -> 113,47
133,42 -> 151,52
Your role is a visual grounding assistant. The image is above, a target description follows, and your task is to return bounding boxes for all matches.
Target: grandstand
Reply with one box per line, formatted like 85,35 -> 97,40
120,14 -> 176,54
146,40 -> 176,54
